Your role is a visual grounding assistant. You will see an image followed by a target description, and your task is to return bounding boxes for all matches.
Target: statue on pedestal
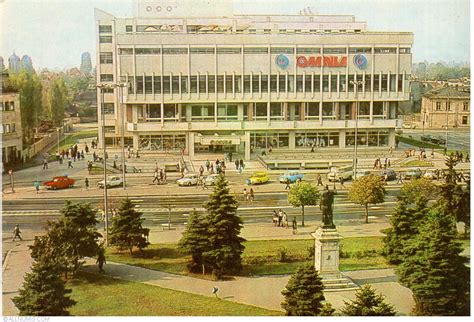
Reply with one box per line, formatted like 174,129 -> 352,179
320,185 -> 336,229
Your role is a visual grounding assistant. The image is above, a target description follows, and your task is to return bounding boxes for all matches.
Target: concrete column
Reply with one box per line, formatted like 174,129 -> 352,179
133,133 -> 139,150
248,102 -> 254,121
300,102 -> 305,121
185,104 -> 192,122
244,131 -> 251,161
388,129 -> 396,148
177,103 -> 182,122
188,132 -> 195,159
339,130 -> 346,148
289,103 -> 296,121
289,131 -> 296,149
237,103 -> 244,121
283,102 -> 288,121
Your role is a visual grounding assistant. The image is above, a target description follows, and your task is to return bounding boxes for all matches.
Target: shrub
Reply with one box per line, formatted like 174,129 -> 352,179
277,247 -> 289,262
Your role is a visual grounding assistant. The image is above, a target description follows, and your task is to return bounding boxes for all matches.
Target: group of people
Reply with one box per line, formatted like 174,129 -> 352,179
242,187 -> 255,202
454,150 -> 469,163
152,166 -> 167,184
373,157 -> 391,170
234,159 -> 246,173
203,159 -> 226,175
271,210 -> 298,234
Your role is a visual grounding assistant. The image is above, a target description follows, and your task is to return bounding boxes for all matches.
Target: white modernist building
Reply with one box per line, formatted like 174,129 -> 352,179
95,0 -> 413,160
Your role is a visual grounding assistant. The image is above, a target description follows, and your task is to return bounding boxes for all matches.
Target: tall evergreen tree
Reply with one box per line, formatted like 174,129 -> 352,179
30,202 -> 101,276
341,285 -> 396,316
178,209 -> 211,274
281,264 -> 332,316
13,261 -> 76,316
397,203 -> 470,316
109,198 -> 150,255
203,174 -> 245,278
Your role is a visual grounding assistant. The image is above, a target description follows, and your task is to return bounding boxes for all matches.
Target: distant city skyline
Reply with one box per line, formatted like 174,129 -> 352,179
0,0 -> 470,70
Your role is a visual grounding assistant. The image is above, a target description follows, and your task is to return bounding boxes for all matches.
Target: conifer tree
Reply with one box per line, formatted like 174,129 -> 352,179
109,198 -> 149,255
281,264 -> 332,316
13,261 -> 76,316
341,285 -> 396,316
203,174 -> 245,278
179,209 -> 211,274
396,203 -> 470,316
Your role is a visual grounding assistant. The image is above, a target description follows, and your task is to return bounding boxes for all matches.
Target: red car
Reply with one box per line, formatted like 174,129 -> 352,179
43,176 -> 75,190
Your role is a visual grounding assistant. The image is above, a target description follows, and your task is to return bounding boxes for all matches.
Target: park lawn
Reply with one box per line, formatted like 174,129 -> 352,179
69,271 -> 281,316
107,236 -> 393,277
402,160 -> 434,167
49,129 -> 98,154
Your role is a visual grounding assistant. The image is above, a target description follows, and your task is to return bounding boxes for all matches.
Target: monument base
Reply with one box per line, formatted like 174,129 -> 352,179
313,227 -> 359,291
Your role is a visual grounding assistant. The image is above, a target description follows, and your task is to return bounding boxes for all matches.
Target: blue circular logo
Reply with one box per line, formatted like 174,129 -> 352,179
275,54 -> 290,69
353,54 -> 368,70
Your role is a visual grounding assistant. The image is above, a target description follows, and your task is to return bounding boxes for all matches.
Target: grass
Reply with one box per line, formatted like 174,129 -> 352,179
107,237 -> 394,277
401,160 -> 434,167
69,271 -> 281,316
396,135 -> 443,150
49,129 -> 98,154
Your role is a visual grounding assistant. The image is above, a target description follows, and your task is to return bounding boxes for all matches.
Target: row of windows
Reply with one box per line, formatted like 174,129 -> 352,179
0,101 -> 15,111
100,52 -> 113,64
435,101 -> 469,111
1,123 -> 16,134
121,73 -> 406,95
116,46 -> 410,55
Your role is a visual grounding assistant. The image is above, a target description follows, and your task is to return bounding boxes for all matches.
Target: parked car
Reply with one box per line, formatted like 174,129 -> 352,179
379,169 -> 397,181
177,173 -> 199,186
247,172 -> 270,185
279,171 -> 304,183
354,169 -> 371,179
43,176 -> 75,190
434,136 -> 446,145
423,168 -> 439,180
404,168 -> 423,180
98,176 -> 123,189
421,134 -> 434,142
327,165 -> 353,182
204,174 -> 220,186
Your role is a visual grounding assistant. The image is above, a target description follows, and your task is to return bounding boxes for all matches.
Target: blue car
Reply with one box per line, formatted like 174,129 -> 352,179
279,171 -> 304,183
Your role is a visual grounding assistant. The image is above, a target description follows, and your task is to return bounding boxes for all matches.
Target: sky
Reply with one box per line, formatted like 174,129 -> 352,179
0,0 -> 470,70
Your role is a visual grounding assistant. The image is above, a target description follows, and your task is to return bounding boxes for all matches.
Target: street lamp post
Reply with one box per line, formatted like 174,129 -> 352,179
116,83 -> 128,190
350,80 -> 365,180
97,83 -> 110,246
445,95 -> 450,154
57,127 -> 61,154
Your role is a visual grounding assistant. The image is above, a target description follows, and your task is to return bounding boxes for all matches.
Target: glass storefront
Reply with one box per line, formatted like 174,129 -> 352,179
295,131 -> 339,148
346,130 -> 389,147
250,132 -> 289,149
138,134 -> 186,151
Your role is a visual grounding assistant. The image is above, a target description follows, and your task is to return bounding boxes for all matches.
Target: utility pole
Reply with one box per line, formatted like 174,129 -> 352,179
116,83 -> 128,190
350,80 -> 364,180
97,83 -> 109,246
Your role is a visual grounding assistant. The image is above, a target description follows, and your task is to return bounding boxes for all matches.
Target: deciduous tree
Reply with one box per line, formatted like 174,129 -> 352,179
281,264 -> 332,316
348,175 -> 386,223
341,285 -> 396,316
287,182 -> 320,227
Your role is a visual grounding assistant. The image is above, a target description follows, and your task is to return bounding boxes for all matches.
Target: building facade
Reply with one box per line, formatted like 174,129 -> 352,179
95,0 -> 413,160
1,72 -> 23,166
421,86 -> 470,128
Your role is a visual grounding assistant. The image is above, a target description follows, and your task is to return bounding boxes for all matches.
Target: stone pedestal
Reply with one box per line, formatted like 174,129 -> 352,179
313,227 -> 358,291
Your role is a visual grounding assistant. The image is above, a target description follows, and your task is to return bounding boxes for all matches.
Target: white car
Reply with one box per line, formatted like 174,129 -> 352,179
177,173 -> 199,186
327,165 -> 353,182
98,176 -> 123,189
204,174 -> 219,186
423,169 -> 438,180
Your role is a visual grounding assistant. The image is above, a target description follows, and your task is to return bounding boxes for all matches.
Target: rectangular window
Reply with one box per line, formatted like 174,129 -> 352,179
349,47 -> 372,54
264,29 -> 272,34
162,48 -> 188,55
135,48 -> 161,55
225,75 -> 233,93
104,126 -> 115,133
278,75 -> 286,93
323,48 -> 346,54
295,75 -> 303,92
463,102 -> 469,111
296,47 -> 320,54
374,75 -> 380,91
102,87 -> 114,93
99,36 -> 112,43
261,75 -> 268,92
288,75 -> 294,92
208,76 -> 215,93
244,76 -> 251,93
190,76 -> 198,93
99,52 -> 113,64
234,75 -> 242,93
270,75 -> 278,92
199,75 -> 207,93
381,74 -> 388,91
217,76 -> 224,93
146,104 -> 161,120
397,75 -> 403,92
119,48 -> 133,55
390,75 -> 396,91
136,77 -> 144,94
373,102 -> 384,115
217,104 -> 238,121
314,75 -> 321,92
99,25 -> 112,33
153,76 -> 161,93
375,48 -> 397,54
330,75 -> 337,92
252,75 -> 260,93
399,48 -> 411,54
243,47 -> 268,54
322,102 -> 334,118
181,77 -> 188,94
145,76 -> 153,94
462,116 -> 468,125
305,102 -> 319,119
191,104 -> 214,121
126,25 -> 133,33
436,102 -> 442,111
322,75 -> 329,92
172,76 -> 180,94
254,103 -> 267,119
163,104 -> 178,121
11,123 -> 15,133
359,102 -> 371,117
270,47 -> 294,54
100,74 -> 114,82
216,47 -> 242,54
339,75 -> 346,92
163,76 -> 171,94
304,74 -> 311,92
270,103 -> 283,120
190,47 -> 215,54
103,103 -> 115,114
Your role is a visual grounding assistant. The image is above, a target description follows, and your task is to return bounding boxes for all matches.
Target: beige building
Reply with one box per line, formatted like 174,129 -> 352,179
421,86 -> 470,129
1,72 -> 23,166
95,0 -> 413,160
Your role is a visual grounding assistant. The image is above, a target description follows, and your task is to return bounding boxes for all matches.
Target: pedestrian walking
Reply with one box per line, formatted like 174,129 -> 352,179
206,160 -> 210,172
285,179 -> 291,190
153,170 -> 159,183
277,209 -> 283,227
59,156 -> 63,164
85,144 -> 89,154
85,178 -> 89,190
388,146 -> 393,156
283,212 -> 288,228
466,152 -> 470,163
339,176 -> 345,188
212,286 -> 220,299
397,172 -> 404,184
96,249 -> 106,273
43,158 -> 48,170
67,159 -> 73,169
316,174 -> 323,186
160,169 -> 164,183
235,159 -> 239,170
199,165 -> 204,177
239,159 -> 244,170
249,188 -> 255,202
292,217 -> 297,235
272,210 -> 278,226
243,188 -> 248,201
34,181 -> 40,194
87,161 -> 93,174
12,224 -> 22,241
